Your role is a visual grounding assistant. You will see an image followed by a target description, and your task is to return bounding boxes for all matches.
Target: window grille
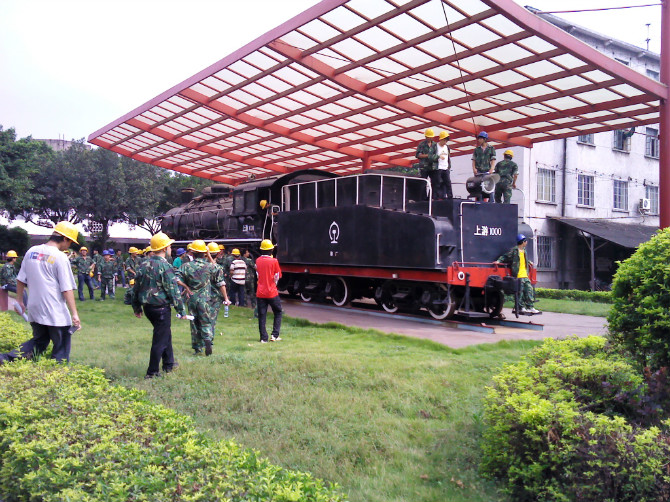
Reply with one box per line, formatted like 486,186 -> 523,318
536,168 -> 556,202
577,175 -> 594,207
612,130 -> 632,152
536,236 -> 555,269
646,128 -> 659,158
646,185 -> 659,214
613,180 -> 628,211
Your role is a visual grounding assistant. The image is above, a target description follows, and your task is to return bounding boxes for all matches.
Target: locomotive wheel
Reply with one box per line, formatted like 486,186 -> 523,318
330,277 -> 351,307
379,281 -> 399,313
484,290 -> 505,318
427,286 -> 456,320
300,292 -> 313,302
381,299 -> 399,313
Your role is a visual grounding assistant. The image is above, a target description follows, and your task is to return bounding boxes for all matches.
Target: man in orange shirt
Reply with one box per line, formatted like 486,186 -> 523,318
255,240 -> 283,343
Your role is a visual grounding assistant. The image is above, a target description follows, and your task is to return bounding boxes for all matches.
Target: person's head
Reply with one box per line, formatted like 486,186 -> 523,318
207,242 -> 221,256
231,248 -> 241,258
424,128 -> 436,142
190,240 -> 208,258
175,247 -> 186,257
102,250 -> 112,261
6,250 -> 17,263
243,249 -> 250,258
93,249 -> 99,255
149,232 -> 174,257
504,149 -> 514,160
50,221 -> 80,251
80,246 -> 88,256
129,246 -> 138,255
516,233 -> 528,249
477,131 -> 488,145
438,131 -> 449,145
259,239 -> 275,256
116,249 -> 122,255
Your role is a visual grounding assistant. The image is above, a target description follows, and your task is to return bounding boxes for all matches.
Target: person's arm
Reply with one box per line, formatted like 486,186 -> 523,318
471,157 -> 477,175
62,290 -> 81,329
488,148 -> 496,173
16,280 -> 26,311
513,174 -> 518,189
219,284 -> 230,304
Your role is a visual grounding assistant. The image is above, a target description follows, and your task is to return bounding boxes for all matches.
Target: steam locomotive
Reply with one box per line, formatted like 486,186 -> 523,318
161,169 -> 534,320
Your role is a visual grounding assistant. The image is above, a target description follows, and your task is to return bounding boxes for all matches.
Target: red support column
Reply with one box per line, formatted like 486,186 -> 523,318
362,153 -> 371,173
660,0 -> 670,228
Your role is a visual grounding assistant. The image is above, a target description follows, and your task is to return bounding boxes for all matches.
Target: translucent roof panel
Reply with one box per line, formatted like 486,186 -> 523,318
89,0 -> 667,185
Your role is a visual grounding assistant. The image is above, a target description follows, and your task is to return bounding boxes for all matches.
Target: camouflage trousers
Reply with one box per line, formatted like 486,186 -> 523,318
208,294 -> 224,335
100,277 -> 115,299
519,277 -> 535,309
245,280 -> 257,311
494,183 -> 512,204
188,294 -> 215,351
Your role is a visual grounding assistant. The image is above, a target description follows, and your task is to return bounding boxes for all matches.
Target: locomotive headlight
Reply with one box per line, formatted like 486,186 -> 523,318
465,173 -> 501,197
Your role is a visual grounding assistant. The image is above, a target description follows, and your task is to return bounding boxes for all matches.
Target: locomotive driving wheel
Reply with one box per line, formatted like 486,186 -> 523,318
378,281 -> 399,313
484,290 -> 505,318
329,277 -> 351,307
427,285 -> 456,320
300,292 -> 313,302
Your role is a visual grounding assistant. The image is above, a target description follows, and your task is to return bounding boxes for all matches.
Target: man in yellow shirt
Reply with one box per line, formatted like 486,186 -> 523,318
497,234 -> 540,315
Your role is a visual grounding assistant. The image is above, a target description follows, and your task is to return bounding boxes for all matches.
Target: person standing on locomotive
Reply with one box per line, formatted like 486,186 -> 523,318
496,234 -> 541,315
472,131 -> 497,201
494,150 -> 519,204
256,239 -> 282,343
415,128 -> 438,190
436,131 -> 453,199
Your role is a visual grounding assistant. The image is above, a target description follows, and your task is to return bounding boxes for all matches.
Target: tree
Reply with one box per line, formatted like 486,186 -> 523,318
0,126 -> 51,216
0,225 -> 30,256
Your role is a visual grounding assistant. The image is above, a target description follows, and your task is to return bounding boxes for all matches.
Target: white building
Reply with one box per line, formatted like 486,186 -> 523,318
449,8 -> 660,290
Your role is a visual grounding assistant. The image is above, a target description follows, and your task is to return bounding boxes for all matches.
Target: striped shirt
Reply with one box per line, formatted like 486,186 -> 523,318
230,258 -> 247,285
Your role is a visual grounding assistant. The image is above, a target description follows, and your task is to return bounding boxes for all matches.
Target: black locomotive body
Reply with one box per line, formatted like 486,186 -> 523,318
161,170 -> 530,319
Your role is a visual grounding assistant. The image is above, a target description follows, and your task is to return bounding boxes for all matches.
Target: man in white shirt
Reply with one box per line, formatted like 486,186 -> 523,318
436,131 -> 453,199
0,221 -> 81,364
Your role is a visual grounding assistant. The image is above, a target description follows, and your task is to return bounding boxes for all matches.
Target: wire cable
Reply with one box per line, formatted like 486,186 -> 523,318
535,4 -> 661,15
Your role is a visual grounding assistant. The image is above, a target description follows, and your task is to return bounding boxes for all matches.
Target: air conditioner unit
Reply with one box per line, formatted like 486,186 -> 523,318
639,198 -> 651,212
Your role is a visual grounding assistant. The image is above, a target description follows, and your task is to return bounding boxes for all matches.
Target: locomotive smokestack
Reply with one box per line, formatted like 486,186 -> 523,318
181,188 -> 195,204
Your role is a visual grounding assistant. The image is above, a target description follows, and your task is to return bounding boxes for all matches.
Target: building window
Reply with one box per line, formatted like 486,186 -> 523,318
646,185 -> 659,214
578,175 -> 594,207
536,236 -> 555,269
647,69 -> 660,80
536,168 -> 556,203
612,129 -> 633,152
577,133 -> 594,145
613,180 -> 629,211
646,127 -> 659,158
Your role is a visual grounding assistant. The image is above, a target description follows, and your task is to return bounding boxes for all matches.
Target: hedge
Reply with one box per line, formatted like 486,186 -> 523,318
0,339 -> 345,500
0,312 -> 31,352
481,336 -> 670,502
535,288 -> 612,304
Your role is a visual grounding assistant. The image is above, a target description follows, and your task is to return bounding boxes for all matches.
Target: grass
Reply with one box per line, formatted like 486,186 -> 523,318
18,291 -> 549,502
504,297 -> 611,317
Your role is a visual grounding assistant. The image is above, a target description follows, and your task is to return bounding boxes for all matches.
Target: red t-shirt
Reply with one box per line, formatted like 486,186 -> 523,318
255,255 -> 282,298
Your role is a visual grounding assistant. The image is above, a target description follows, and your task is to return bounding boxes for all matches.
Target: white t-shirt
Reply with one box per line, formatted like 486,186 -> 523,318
17,243 -> 76,326
437,144 -> 450,170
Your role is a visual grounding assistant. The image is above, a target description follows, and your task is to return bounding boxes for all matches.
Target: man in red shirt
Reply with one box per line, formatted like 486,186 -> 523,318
256,239 -> 282,343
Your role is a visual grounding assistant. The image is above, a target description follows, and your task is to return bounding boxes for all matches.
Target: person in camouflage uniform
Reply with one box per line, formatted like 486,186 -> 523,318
92,249 -> 103,289
243,249 -> 258,316
205,242 -> 230,338
496,234 -> 540,315
494,150 -> 519,204
124,247 -> 139,281
180,240 -> 227,356
73,246 -> 95,301
1,250 -> 28,305
414,128 -> 438,179
218,248 -> 234,295
131,232 -> 186,379
114,249 -> 127,287
97,250 -> 117,300
471,131 -> 497,202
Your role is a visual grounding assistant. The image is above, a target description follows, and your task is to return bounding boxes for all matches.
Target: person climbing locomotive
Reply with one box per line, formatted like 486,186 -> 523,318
1,250 -> 28,305
256,239 -> 283,343
472,131 -> 497,202
415,128 -> 438,184
179,240 -> 227,356
494,150 -> 519,204
496,234 -> 541,315
435,130 -> 453,199
131,232 -> 186,378
73,247 -> 95,301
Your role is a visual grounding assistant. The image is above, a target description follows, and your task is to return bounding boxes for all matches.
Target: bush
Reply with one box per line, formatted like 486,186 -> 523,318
0,312 -> 31,352
0,361 -> 345,501
535,288 -> 612,303
608,228 -> 670,369
481,336 -> 670,502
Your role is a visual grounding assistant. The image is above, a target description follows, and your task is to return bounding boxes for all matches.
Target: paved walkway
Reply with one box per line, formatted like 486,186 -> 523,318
282,300 -> 607,349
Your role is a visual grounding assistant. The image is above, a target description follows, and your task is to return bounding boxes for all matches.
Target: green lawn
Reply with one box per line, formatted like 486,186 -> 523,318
52,292 -> 546,502
504,298 -> 611,317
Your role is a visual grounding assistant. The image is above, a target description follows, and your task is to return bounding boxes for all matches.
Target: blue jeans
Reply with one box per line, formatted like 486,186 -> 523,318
77,273 -> 95,300
2,284 -> 28,305
0,323 -> 71,363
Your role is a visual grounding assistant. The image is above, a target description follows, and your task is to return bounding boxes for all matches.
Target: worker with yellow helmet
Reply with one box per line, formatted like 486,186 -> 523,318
493,149 -> 519,204
130,232 -> 186,379
0,221 -> 81,365
1,250 -> 28,305
435,130 -> 453,199
415,128 -> 438,178
124,247 -> 140,285
179,240 -> 228,356
73,246 -> 96,301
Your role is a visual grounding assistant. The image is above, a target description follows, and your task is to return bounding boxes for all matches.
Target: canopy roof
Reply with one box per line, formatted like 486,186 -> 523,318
551,217 -> 658,249
88,0 -> 667,185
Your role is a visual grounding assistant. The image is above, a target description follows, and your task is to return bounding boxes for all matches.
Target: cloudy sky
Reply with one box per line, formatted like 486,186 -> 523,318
0,0 -> 663,142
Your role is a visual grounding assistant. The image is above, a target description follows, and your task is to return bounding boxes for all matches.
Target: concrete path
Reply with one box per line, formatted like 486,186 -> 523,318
282,299 -> 607,349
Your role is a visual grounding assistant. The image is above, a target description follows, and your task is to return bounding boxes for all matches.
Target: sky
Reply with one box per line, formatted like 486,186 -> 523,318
0,0 -> 663,143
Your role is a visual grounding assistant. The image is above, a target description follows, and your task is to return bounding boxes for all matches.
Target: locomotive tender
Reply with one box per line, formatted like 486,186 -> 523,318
161,169 -> 534,320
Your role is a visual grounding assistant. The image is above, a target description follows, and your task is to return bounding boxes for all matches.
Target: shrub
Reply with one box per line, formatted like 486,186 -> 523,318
535,288 -> 612,303
482,336 -> 670,502
608,228 -> 670,369
0,360 -> 345,501
0,312 -> 31,352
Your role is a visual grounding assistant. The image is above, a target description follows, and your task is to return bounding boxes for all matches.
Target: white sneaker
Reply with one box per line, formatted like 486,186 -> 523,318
519,308 -> 530,314
260,340 -> 268,344
528,307 -> 541,314
271,336 -> 282,342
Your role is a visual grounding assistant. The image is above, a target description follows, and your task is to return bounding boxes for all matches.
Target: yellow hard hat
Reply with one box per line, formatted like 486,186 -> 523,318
129,279 -> 135,286
424,128 -> 435,138
137,248 -> 144,255
144,246 -> 152,254
89,271 -> 94,277
79,247 -> 88,252
260,239 -> 274,251
207,242 -> 221,253
6,250 -> 18,258
128,246 -> 138,254
260,200 -> 268,209
439,131 -> 450,140
53,221 -> 80,244
150,232 -> 174,252
186,243 -> 192,251
231,248 -> 240,256
190,240 -> 208,253
504,149 -> 514,158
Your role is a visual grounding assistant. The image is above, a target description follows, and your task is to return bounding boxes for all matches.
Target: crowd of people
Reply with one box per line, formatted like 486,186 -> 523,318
415,129 -> 519,203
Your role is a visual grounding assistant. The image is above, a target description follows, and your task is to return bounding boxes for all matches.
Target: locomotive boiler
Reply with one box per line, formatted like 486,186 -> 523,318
161,169 -> 534,320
